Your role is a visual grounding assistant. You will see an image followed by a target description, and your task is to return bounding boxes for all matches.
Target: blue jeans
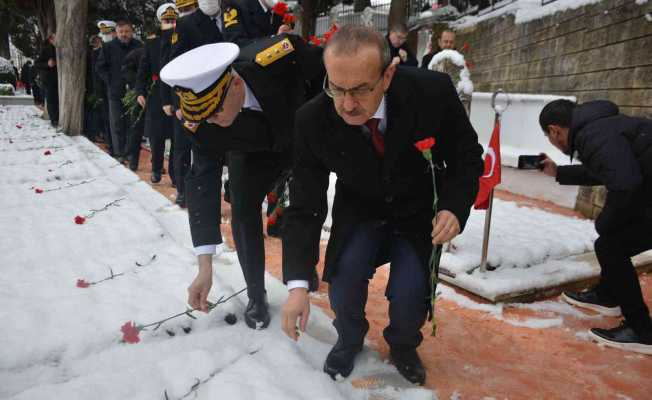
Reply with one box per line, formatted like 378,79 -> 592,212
329,221 -> 430,351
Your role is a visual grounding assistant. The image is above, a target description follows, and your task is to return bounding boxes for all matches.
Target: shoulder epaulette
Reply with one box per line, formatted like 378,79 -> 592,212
255,38 -> 294,67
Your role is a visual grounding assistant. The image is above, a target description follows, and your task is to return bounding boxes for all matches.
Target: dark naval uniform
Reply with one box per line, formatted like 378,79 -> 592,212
222,0 -> 283,47
182,34 -> 323,328
160,9 -> 224,205
137,35 -> 174,179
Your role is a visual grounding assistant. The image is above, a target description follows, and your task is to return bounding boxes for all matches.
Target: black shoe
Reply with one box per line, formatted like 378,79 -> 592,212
589,321 -> 652,355
562,288 -> 621,317
151,172 -> 161,183
116,156 -> 127,164
390,348 -> 426,385
175,193 -> 186,208
243,296 -> 270,330
323,340 -> 362,380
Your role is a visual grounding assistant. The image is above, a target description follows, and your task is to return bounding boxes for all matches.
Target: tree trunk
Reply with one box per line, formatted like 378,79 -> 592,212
0,23 -> 10,60
388,0 -> 408,30
54,0 -> 87,136
354,0 -> 371,13
300,0 -> 317,39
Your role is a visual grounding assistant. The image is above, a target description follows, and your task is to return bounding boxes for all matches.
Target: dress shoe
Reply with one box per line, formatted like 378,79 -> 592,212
175,193 -> 186,208
323,339 -> 362,380
589,321 -> 652,355
390,348 -> 426,385
151,171 -> 161,183
244,296 -> 270,330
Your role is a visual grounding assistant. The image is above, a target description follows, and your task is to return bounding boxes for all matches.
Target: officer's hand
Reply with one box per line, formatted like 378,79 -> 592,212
163,105 -> 174,116
398,49 -> 408,62
277,24 -> 292,35
188,262 -> 213,313
281,288 -> 310,341
175,109 -> 183,120
391,56 -> 401,66
432,210 -> 460,245
540,153 -> 557,177
48,59 -> 56,68
137,95 -> 146,108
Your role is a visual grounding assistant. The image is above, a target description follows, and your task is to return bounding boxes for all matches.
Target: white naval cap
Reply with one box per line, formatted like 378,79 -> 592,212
157,3 -> 178,22
161,42 -> 239,93
161,43 -> 240,122
97,20 -> 116,33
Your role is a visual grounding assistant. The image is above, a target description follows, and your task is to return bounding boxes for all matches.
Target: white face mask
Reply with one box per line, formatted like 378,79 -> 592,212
198,0 -> 221,16
100,33 -> 113,43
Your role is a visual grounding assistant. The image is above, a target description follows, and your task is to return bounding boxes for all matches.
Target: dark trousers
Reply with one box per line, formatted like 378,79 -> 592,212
329,222 -> 430,351
100,97 -> 112,151
127,115 -> 145,168
45,84 -> 59,125
228,150 -> 289,300
150,132 -> 166,174
595,218 -> 652,333
32,84 -> 43,105
173,118 -> 192,195
108,97 -> 128,157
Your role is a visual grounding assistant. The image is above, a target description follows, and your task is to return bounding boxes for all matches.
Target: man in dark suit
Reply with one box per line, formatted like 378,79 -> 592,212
34,34 -> 58,127
95,20 -> 142,161
161,35 -> 323,330
386,23 -> 418,67
160,0 -> 223,207
137,3 -> 178,183
280,25 -> 484,385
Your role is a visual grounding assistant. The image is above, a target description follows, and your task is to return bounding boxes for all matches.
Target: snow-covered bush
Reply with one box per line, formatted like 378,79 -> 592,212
0,57 -> 17,88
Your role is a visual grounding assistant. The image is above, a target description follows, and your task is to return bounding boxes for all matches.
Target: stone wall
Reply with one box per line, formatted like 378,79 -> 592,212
454,0 -> 652,118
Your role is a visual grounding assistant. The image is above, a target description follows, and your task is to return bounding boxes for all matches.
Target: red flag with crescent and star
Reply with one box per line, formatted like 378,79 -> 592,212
474,119 -> 501,209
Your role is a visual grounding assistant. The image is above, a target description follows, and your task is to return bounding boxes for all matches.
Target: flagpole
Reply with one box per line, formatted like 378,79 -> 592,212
479,90 -> 510,273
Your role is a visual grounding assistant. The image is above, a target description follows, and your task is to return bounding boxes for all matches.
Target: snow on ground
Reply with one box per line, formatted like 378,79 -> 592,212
452,0 -> 604,30
0,106 -> 435,400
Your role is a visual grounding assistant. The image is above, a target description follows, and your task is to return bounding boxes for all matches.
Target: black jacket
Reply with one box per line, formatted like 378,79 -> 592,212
222,0 -> 283,47
137,35 -> 173,140
183,34 -> 324,249
386,35 -> 418,67
160,10 -> 223,107
282,68 -> 484,288
556,100 -> 652,234
34,43 -> 57,89
122,47 -> 144,89
95,37 -> 142,100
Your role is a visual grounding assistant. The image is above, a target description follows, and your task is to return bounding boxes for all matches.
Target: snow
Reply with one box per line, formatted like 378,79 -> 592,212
452,0 -> 604,29
0,106 -> 435,400
635,0 -> 648,5
427,50 -> 474,96
0,57 -> 14,74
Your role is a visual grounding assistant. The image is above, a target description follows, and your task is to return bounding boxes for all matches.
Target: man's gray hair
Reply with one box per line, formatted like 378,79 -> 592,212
324,25 -> 391,71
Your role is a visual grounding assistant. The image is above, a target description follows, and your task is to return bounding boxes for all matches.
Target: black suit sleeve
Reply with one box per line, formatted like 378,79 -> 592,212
556,165 -> 603,186
436,74 -> 484,232
136,44 -> 150,97
222,3 -> 256,47
282,108 -> 330,286
94,45 -> 110,85
186,151 -> 224,248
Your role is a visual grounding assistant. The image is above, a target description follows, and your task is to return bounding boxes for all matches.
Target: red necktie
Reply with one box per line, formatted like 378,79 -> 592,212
365,118 -> 384,157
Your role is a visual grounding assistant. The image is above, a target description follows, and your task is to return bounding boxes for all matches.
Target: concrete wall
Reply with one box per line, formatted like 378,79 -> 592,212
454,0 -> 652,118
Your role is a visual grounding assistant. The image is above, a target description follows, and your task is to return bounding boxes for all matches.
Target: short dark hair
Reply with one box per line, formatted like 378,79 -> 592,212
539,99 -> 576,132
116,20 -> 132,28
439,29 -> 455,39
325,25 -> 391,72
389,23 -> 408,34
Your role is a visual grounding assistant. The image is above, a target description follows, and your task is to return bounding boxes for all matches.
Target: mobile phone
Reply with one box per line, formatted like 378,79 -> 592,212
518,155 -> 544,170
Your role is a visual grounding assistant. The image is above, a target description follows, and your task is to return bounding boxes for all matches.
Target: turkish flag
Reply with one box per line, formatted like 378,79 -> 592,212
474,119 -> 502,210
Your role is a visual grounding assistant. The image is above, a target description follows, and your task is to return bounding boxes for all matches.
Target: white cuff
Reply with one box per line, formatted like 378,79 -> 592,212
287,280 -> 309,290
194,244 -> 217,256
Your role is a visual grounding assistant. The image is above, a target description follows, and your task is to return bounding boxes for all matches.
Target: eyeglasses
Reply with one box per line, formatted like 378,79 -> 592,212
323,73 -> 384,99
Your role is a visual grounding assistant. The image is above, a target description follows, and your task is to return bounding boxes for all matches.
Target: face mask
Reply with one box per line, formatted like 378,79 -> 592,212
178,9 -> 196,17
198,0 -> 220,16
100,33 -> 113,43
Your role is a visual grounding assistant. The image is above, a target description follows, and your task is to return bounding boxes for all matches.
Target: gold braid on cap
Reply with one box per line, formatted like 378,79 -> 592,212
176,0 -> 198,8
99,24 -> 114,34
176,70 -> 233,122
161,7 -> 178,20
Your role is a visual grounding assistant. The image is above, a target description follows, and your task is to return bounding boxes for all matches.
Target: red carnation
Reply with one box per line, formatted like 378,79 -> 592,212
268,214 -> 277,226
16,124 -> 22,129
44,150 -> 52,156
283,13 -> 295,25
461,42 -> 470,52
120,321 -> 141,344
466,61 -> 475,70
323,25 -> 338,43
76,279 -> 90,288
308,35 -> 322,46
272,2 -> 288,16
152,74 -> 159,81
74,215 -> 86,225
35,188 -> 43,194
267,192 -> 278,204
415,137 -> 436,161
